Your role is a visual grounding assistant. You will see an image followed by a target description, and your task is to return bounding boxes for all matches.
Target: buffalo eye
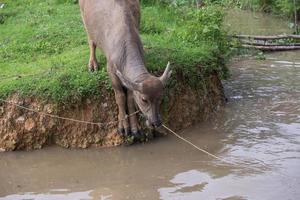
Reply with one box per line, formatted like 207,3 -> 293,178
141,97 -> 148,104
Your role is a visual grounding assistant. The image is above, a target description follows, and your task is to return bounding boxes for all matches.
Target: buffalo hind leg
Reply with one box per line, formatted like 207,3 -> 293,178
88,40 -> 98,72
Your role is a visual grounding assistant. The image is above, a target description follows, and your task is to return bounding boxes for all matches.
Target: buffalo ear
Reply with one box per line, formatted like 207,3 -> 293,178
116,70 -> 143,92
159,62 -> 172,86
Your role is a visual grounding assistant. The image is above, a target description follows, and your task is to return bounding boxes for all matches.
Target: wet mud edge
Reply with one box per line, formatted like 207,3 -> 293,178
0,73 -> 225,151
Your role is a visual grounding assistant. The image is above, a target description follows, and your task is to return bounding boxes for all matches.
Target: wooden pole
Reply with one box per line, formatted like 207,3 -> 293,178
233,34 -> 300,40
294,0 -> 298,34
241,41 -> 300,46
242,44 -> 300,51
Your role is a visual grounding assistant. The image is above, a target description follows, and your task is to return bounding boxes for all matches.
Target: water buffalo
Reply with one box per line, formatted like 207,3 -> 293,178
79,0 -> 172,137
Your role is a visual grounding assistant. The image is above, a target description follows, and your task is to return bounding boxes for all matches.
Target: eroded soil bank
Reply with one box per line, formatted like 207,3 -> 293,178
0,73 -> 224,151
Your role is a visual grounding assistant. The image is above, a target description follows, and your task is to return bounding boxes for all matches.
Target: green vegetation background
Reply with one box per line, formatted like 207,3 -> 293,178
0,0 -> 229,103
152,0 -> 299,19
218,0 -> 299,19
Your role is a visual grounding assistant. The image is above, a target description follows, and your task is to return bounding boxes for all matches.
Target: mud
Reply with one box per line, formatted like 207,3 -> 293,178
0,73 -> 224,151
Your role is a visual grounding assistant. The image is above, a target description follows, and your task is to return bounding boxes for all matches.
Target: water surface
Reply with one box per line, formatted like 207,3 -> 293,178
225,9 -> 293,35
1,9 -> 300,200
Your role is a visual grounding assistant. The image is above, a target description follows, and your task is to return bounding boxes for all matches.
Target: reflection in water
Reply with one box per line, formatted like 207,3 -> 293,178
1,10 -> 300,200
1,190 -> 110,200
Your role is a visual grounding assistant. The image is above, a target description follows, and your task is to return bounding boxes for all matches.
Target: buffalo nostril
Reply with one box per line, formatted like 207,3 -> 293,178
153,121 -> 162,128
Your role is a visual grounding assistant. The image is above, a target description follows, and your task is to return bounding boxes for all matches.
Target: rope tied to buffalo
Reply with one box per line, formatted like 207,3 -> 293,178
0,98 -> 139,128
0,97 -> 278,175
0,97 -> 235,165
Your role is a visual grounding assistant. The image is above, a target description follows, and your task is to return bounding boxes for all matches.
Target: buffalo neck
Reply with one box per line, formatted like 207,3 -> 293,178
118,30 -> 149,83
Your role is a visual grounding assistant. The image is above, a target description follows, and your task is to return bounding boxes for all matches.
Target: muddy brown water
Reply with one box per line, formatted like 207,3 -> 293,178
1,10 -> 300,200
224,8 -> 292,35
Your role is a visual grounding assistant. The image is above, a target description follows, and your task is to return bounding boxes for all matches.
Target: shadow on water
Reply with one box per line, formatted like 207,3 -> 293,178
1,9 -> 300,200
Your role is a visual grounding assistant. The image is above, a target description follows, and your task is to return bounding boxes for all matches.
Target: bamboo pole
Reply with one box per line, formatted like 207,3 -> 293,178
241,41 -> 300,46
233,34 -> 300,40
293,0 -> 298,34
242,44 -> 300,51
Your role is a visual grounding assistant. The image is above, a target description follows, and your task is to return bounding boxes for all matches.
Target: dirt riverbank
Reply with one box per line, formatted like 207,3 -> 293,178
0,72 -> 224,151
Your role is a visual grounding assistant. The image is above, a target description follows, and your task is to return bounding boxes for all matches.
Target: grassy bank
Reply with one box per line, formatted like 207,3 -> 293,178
0,0 -> 229,103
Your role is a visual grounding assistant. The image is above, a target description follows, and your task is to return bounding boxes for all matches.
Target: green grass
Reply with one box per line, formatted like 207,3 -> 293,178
0,0 -> 229,103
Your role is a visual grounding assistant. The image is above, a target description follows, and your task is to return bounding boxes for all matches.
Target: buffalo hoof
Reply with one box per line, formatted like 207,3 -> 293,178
118,128 -> 125,136
120,129 -> 153,145
122,129 -> 146,144
88,66 -> 98,73
118,127 -> 130,137
88,60 -> 99,72
118,128 -> 131,137
131,130 -> 146,142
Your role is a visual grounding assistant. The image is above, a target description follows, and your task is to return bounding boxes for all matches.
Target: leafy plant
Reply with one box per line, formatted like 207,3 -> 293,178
176,6 -> 225,44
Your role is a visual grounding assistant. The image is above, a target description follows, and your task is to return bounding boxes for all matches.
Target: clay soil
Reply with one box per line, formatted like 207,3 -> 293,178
0,73 -> 225,151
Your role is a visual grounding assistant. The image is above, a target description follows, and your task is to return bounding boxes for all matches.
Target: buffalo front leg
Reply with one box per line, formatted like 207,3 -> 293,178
114,88 -> 130,136
107,65 -> 130,136
127,90 -> 140,136
88,40 -> 99,72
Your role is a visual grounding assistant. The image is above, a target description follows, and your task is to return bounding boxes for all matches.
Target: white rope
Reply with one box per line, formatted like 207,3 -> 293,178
0,98 -> 294,179
162,124 -> 298,180
162,124 -> 239,166
0,98 -> 139,127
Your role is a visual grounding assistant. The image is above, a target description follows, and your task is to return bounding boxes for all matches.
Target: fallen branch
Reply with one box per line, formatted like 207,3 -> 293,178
233,34 -> 300,40
241,41 -> 300,47
242,44 -> 300,51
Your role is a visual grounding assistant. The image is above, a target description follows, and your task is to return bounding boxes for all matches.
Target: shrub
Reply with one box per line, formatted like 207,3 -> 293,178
176,6 -> 227,46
